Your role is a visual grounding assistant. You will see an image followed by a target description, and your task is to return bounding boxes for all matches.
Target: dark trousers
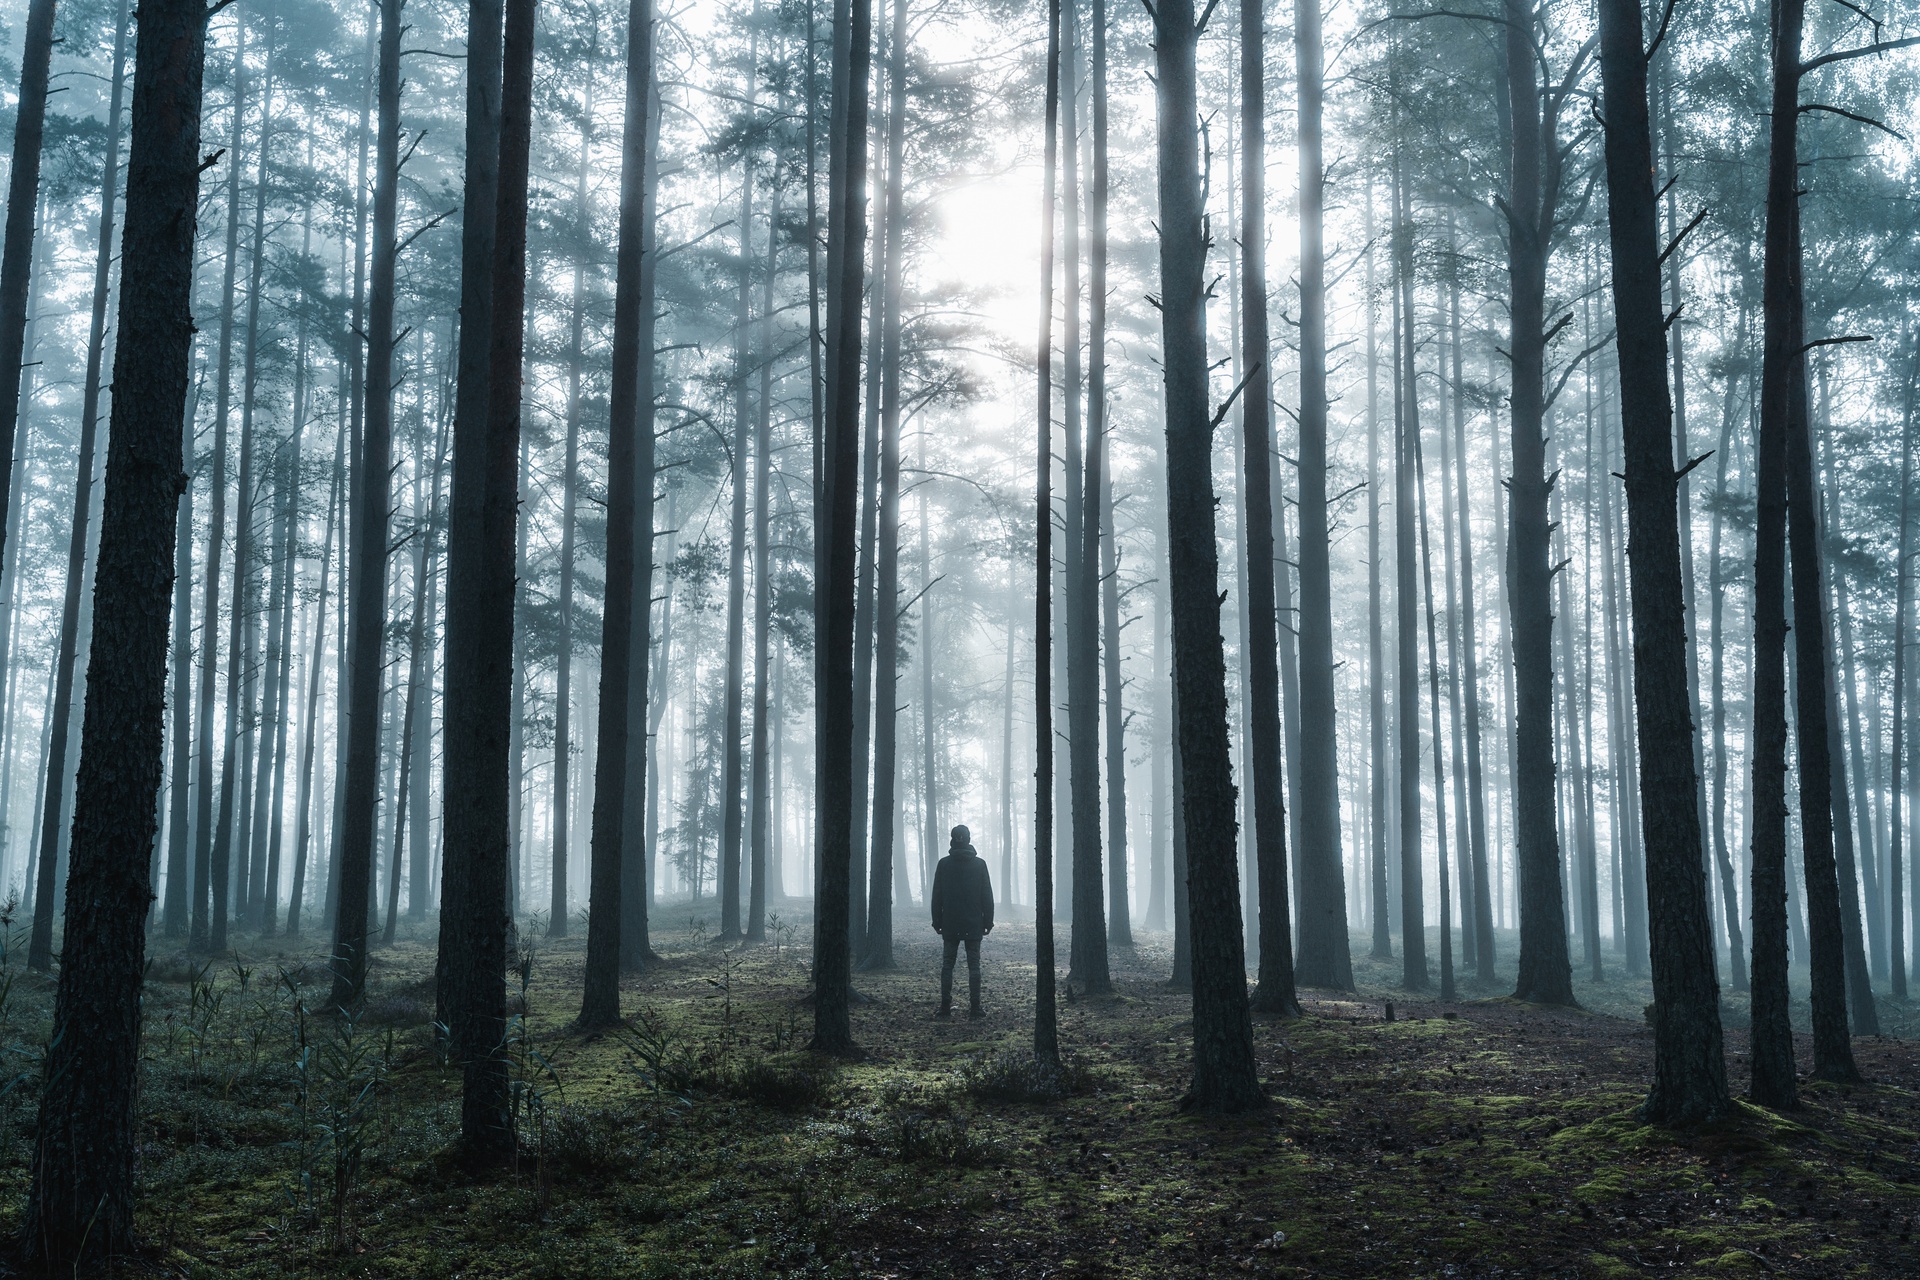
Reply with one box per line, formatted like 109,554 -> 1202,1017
940,932 -> 983,1010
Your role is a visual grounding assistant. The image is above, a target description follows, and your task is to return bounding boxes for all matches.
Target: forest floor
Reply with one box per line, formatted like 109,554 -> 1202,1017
0,907 -> 1914,1279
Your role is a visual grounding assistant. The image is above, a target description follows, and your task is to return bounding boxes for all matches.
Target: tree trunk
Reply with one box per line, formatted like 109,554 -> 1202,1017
31,0 -> 129,953
21,0 -> 206,1249
1154,0 -> 1260,1113
720,38 -> 758,941
0,0 -> 60,640
1288,0 -> 1350,994
747,173 -> 781,943
1366,181 -> 1391,961
288,429 -> 344,936
583,0 -> 657,1020
330,0 -> 400,1013
1593,0 -> 1731,1122
1393,144 -> 1427,992
1414,414 -> 1456,1001
1033,0 -> 1061,1062
1500,0 -> 1574,1006
809,0 -> 872,1056
1888,360 -> 1916,1001
861,0 -> 907,966
1240,0 -> 1298,1018
1089,0 -> 1129,954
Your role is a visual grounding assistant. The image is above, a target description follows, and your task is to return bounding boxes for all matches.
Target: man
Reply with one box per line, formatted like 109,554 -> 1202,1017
930,824 -> 994,1019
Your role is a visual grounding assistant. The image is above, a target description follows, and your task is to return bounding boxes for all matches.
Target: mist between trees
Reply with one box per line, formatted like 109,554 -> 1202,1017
0,0 -> 1915,1267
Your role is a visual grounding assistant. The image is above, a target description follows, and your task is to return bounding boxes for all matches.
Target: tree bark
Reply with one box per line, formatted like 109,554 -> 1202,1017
330,0 -> 401,1013
1033,0 -> 1061,1063
1500,0 -> 1574,1006
1241,0 -> 1299,1018
583,0 -> 657,1019
1594,0 -> 1731,1123
21,0 -> 206,1250
1153,0 -> 1260,1113
1393,143 -> 1427,992
810,0 -> 872,1056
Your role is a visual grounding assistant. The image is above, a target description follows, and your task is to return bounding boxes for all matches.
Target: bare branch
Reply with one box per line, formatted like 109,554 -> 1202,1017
1800,33 -> 1920,75
1800,101 -> 1905,138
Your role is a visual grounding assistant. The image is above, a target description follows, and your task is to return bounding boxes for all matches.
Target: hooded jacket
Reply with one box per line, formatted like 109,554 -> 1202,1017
930,843 -> 994,937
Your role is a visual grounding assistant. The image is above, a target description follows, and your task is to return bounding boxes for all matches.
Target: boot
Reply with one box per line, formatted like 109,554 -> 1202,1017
935,1003 -> 953,1020
968,1002 -> 985,1020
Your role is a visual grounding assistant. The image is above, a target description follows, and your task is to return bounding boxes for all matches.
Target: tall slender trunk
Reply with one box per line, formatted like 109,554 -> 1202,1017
720,35 -> 758,941
288,429 -> 344,936
1439,272 -> 1486,978
31,0 -> 130,951
21,0 -> 207,1247
259,432 -> 299,933
1393,144 -> 1427,991
1290,0 -> 1350,993
1366,182 -> 1391,960
1153,0 -> 1260,1113
330,0 -> 400,1012
809,0 -> 872,1055
583,0 -> 657,1019
747,173 -> 781,942
1414,405 -> 1456,1001
1888,353 -> 1916,1001
861,0 -> 907,965
1240,0 -> 1297,1016
188,14 -> 251,954
1033,0 -> 1062,1063
1706,304 -> 1749,989
1501,0 -> 1573,1005
0,0 -> 60,615
1090,0 -> 1129,953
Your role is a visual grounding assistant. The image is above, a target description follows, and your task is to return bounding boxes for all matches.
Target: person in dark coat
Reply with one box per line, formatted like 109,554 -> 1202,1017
930,824 -> 994,1018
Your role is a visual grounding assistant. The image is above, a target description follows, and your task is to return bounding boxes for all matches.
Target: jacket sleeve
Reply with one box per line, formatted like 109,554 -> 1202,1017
979,860 -> 994,930
930,860 -> 946,930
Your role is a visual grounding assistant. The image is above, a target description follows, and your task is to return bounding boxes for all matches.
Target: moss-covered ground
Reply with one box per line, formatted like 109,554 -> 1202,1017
0,909 -> 1913,1278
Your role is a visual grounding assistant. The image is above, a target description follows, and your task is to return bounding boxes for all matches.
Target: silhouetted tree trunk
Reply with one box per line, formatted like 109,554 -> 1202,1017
720,43 -> 758,941
1290,0 -> 1351,994
187,14 -> 251,955
438,0 -> 524,1161
1240,0 -> 1298,1018
1032,0 -> 1061,1064
33,0 -> 129,953
1500,0 -> 1574,1006
1153,0 -> 1260,1113
583,0 -> 657,1018
288,430 -> 344,936
1415,416 -> 1455,1001
1748,0 -> 1805,1111
1089,0 -> 1129,954
747,174 -> 780,942
1594,0 -> 1731,1123
1705,311 -> 1748,991
861,0 -> 907,968
0,0 -> 60,654
810,0 -> 872,1056
331,0 -> 401,1012
20,0 -> 207,1251
1889,358 -> 1915,1002
1392,145 -> 1427,992
1366,182 -> 1391,962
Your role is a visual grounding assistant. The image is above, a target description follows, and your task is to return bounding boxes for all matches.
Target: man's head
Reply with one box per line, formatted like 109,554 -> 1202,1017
950,824 -> 971,852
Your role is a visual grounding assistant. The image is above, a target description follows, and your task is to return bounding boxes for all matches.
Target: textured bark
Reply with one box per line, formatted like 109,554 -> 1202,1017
585,0 -> 656,1013
1595,0 -> 1730,1124
330,0 -> 401,1013
810,0 -> 872,1056
1241,0 -> 1299,1018
1500,0 -> 1574,1006
1154,0 -> 1260,1113
20,0 -> 205,1252
438,0 -> 522,1160
1414,418 -> 1456,1001
747,173 -> 780,942
1289,0 -> 1351,994
1748,0 -> 1804,1110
